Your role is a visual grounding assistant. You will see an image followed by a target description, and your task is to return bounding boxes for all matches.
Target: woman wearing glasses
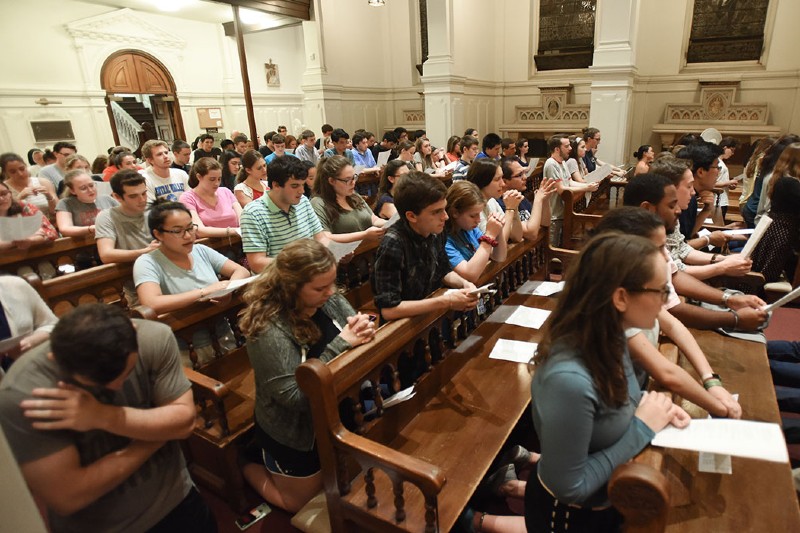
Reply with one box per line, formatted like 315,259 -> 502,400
55,169 -> 118,237
311,155 -> 385,243
181,158 -> 242,238
133,200 -> 250,366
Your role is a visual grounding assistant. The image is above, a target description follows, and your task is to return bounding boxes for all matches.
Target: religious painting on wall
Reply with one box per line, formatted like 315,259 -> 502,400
535,0 -> 596,71
265,59 -> 280,87
687,0 -> 769,63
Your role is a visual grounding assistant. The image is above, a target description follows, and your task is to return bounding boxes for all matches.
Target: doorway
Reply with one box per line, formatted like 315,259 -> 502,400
100,50 -> 185,150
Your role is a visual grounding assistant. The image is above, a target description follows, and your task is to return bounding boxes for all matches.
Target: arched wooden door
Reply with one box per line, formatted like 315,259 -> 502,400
100,50 -> 186,147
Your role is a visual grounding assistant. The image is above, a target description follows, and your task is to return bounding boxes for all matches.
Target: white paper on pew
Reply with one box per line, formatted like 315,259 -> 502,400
328,240 -> 361,262
353,164 -> 365,175
723,228 -> 754,236
698,228 -> 714,250
531,281 -> 565,296
652,419 -> 788,463
505,306 -> 551,329
525,159 -> 539,177
198,275 -> 259,301
584,163 -> 612,184
740,215 -> 772,260
0,212 -> 43,242
376,150 -> 391,167
382,212 -> 400,230
489,338 -> 538,364
704,218 -> 714,224
94,181 -> 112,196
698,394 -> 739,474
382,386 -> 416,409
764,284 -> 800,313
0,334 -> 27,355
443,160 -> 459,172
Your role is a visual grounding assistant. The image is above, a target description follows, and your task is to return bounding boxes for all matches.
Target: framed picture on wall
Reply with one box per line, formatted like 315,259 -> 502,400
265,59 -> 280,87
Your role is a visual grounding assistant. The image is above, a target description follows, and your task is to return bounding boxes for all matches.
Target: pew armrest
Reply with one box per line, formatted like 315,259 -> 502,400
183,366 -> 230,399
130,304 -> 159,321
608,462 -> 670,533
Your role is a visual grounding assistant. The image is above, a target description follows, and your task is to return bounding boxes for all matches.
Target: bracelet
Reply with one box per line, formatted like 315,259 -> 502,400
703,372 -> 722,383
728,308 -> 739,329
710,253 -> 718,264
199,288 -> 205,300
703,235 -> 710,247
703,378 -> 723,390
478,235 -> 498,248
721,289 -> 733,308
505,208 -> 516,213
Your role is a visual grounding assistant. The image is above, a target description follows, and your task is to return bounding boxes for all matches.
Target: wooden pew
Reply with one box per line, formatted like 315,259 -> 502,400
295,236 -> 546,532
560,188 -> 603,250
24,235 -> 242,317
0,235 -> 99,277
610,331 -> 800,531
339,239 -> 380,311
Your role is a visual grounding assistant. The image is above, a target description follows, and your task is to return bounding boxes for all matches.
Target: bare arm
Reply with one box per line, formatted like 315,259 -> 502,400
246,251 -> 271,273
97,237 -> 159,264
56,211 -> 94,237
21,439 -> 164,516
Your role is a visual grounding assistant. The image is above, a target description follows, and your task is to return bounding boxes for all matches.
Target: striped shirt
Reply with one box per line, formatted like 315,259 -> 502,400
240,193 -> 323,257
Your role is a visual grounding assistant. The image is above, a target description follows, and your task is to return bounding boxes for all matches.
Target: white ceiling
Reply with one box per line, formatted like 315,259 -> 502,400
77,0 -> 297,28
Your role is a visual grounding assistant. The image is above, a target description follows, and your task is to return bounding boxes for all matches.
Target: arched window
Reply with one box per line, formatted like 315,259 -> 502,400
535,0 -> 596,71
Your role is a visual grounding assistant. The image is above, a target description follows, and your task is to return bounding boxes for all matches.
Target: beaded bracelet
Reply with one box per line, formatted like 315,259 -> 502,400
478,235 -> 499,248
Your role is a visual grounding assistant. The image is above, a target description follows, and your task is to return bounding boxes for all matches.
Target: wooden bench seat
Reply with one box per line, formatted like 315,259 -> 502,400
295,236 -> 548,532
0,234 -> 99,277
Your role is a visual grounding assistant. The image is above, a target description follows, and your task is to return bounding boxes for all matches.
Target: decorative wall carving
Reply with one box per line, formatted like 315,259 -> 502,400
65,8 -> 186,51
516,86 -> 589,123
663,82 -> 768,125
653,81 -> 780,147
403,110 -> 426,123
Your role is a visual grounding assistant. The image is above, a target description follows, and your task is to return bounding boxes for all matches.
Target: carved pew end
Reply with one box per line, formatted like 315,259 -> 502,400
608,462 -> 670,532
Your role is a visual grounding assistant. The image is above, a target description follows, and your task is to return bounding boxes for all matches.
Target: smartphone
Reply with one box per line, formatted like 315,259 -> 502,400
235,503 -> 272,530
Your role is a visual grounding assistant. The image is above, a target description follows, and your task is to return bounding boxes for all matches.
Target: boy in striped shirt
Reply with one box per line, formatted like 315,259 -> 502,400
241,157 -> 327,273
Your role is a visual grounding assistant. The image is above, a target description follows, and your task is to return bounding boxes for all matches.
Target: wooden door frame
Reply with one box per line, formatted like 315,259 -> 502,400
100,50 -> 186,144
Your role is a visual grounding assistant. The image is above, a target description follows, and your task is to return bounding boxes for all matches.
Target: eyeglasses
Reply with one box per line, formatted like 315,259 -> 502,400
628,285 -> 670,303
333,176 -> 358,185
0,190 -> 11,198
158,224 -> 198,237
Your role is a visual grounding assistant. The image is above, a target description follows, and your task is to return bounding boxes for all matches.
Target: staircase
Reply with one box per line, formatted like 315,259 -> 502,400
110,97 -> 158,156
117,97 -> 155,126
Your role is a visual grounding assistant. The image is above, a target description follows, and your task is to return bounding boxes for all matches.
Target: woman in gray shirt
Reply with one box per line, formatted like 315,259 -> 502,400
238,239 -> 375,513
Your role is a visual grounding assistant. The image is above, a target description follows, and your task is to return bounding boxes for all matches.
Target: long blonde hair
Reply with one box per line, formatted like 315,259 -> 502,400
238,239 -> 337,344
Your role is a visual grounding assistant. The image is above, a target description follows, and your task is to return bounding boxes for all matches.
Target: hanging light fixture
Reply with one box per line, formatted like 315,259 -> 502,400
368,0 -> 386,6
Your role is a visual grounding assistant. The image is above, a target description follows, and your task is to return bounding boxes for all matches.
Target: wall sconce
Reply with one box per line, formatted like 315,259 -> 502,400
368,0 -> 386,6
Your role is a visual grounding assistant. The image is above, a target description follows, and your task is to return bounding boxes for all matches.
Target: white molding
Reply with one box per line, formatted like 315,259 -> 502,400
65,8 -> 186,50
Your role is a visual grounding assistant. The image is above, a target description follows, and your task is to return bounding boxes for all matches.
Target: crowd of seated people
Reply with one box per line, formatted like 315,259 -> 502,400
2,123 -> 800,533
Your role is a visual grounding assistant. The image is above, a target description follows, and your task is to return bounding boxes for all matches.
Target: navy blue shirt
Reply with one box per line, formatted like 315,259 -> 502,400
678,194 -> 698,240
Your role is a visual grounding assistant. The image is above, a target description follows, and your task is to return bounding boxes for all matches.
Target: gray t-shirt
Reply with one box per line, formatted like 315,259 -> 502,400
134,244 -> 231,356
544,157 -> 571,221
94,206 -> 151,251
0,319 -> 193,533
39,164 -> 65,191
56,195 -> 119,226
310,196 -> 374,234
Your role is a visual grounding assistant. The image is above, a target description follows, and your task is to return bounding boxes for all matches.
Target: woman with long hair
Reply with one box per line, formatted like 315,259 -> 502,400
311,155 -> 385,243
515,138 -> 530,167
633,144 -> 654,176
238,239 -> 375,512
526,233 -> 689,532
0,152 -> 57,223
445,135 -> 462,164
219,149 -> 241,191
372,159 -> 409,220
739,136 -> 774,209
395,140 -> 416,164
742,134 -> 800,227
566,136 -> 589,182
181,157 -> 242,238
752,143 -> 800,283
466,158 -> 523,242
233,149 -> 268,208
413,138 -> 446,175
444,181 -> 507,282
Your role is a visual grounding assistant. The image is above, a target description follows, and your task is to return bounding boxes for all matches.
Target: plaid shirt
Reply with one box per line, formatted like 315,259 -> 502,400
372,219 -> 451,311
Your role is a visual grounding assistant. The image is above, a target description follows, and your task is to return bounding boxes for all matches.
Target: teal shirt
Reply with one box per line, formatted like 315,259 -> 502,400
531,343 -> 655,507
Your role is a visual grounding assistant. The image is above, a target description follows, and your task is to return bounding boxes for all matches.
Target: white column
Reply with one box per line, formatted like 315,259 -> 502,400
420,0 -> 460,148
588,0 -> 640,166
